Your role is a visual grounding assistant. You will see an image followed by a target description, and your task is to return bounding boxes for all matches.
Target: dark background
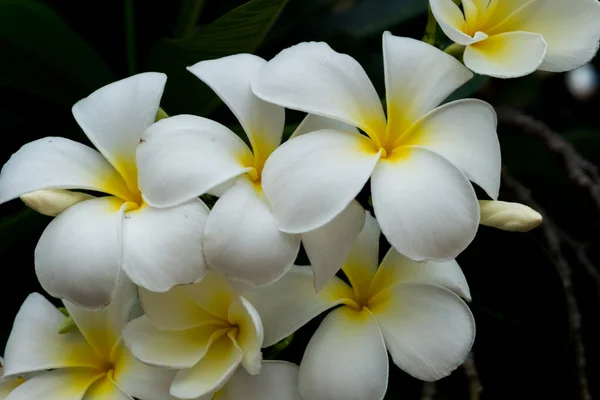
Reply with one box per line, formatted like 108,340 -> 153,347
1,1 -> 599,399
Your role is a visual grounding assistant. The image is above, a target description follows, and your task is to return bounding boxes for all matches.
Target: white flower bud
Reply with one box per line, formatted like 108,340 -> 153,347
479,200 -> 542,232
20,189 -> 94,216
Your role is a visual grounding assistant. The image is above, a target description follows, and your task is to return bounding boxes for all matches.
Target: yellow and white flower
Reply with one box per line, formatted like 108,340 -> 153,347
252,32 -> 500,262
1,280 -> 177,400
136,54 -> 365,290
0,73 -> 208,309
122,271 -> 264,399
245,213 -> 475,400
430,0 -> 600,78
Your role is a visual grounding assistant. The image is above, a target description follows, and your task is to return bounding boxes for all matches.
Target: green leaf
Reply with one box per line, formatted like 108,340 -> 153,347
147,0 -> 288,116
0,208 -> 50,252
0,0 -> 114,103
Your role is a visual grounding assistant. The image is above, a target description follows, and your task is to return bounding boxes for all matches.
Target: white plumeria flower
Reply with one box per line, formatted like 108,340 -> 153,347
1,279 -> 177,400
136,54 -> 365,290
212,361 -> 303,400
252,33 -> 501,262
0,73 -> 208,309
0,357 -> 24,400
122,270 -> 264,400
430,0 -> 600,78
245,213 -> 475,400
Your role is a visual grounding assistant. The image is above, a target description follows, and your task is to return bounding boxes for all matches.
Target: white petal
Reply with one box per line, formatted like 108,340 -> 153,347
0,376 -> 22,399
219,361 -> 302,400
291,114 -> 359,139
204,177 -> 300,287
463,31 -> 547,78
63,277 -> 137,358
3,294 -> 101,376
139,286 -> 223,331
369,283 -> 475,381
4,369 -> 103,400
188,54 -> 284,168
262,129 -> 381,233
72,72 -> 166,189
112,342 -> 178,400
170,334 -> 242,399
302,200 -> 365,292
299,307 -> 388,400
243,266 -> 354,347
34,196 -> 125,310
228,297 -> 264,375
341,212 -> 380,302
401,99 -> 500,199
371,148 -> 479,261
252,42 -> 386,137
20,189 -> 94,217
137,115 -> 253,208
82,376 -> 132,400
429,0 -> 477,45
382,33 -> 473,136
183,270 -> 238,320
370,250 -> 471,300
496,0 -> 600,72
0,137 -> 131,205
122,316 -> 224,369
122,199 -> 209,292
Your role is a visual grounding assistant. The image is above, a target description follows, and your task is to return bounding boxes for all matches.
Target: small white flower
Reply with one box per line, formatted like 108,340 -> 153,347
2,279 -> 177,400
0,73 -> 208,309
430,0 -> 600,78
246,213 -> 475,400
122,271 -> 264,399
136,54 -> 365,290
252,32 -> 501,262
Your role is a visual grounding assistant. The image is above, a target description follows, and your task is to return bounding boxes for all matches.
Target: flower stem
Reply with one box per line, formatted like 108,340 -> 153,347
422,6 -> 438,46
444,43 -> 466,59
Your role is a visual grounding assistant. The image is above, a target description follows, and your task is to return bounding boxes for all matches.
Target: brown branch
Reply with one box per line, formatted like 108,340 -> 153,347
463,352 -> 482,400
497,108 -> 600,212
501,169 -> 591,400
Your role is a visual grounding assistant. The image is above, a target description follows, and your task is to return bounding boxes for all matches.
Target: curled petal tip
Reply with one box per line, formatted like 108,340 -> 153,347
479,200 -> 542,232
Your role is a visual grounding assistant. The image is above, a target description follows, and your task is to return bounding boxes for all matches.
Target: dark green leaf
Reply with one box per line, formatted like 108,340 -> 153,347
147,0 -> 288,116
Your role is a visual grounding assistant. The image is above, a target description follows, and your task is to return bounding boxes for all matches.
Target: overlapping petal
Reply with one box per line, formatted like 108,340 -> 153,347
82,377 -> 132,400
262,129 -> 381,233
430,0 -> 485,45
218,361 -> 303,400
299,307 -> 388,400
137,115 -> 253,208
291,114 -> 359,139
34,196 -> 126,310
183,271 -> 238,320
204,177 -> 300,287
122,199 -> 209,292
371,148 -> 479,261
227,297 -> 264,375
4,369 -> 103,400
369,283 -> 475,381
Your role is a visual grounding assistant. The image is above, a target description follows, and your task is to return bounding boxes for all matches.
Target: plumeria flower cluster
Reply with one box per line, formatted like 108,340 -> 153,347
2,2 -> 598,397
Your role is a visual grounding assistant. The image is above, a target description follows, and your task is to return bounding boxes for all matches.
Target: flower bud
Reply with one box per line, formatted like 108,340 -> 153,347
479,200 -> 542,232
20,189 -> 94,216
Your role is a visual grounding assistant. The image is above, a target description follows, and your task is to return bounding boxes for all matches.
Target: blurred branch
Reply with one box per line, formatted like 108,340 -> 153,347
463,352 -> 482,400
124,0 -> 136,75
422,6 -> 437,46
497,108 -> 600,212
174,0 -> 206,39
501,168 -> 592,400
421,382 -> 436,400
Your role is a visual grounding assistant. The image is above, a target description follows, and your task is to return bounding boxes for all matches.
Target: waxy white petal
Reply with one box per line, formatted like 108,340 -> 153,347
299,307 -> 388,400
122,199 -> 209,292
137,115 -> 253,208
72,72 -> 166,189
228,297 -> 264,375
188,54 -> 284,166
369,283 -> 475,381
382,33 -> 473,135
184,271 -> 237,320
4,369 -> 103,400
20,189 -> 94,217
3,294 -> 101,376
244,266 -> 354,347
463,31 -> 547,78
371,148 -> 479,261
291,114 -> 359,139
0,137 -> 130,204
35,196 -> 126,310
430,0 -> 481,45
204,177 -> 300,287
262,129 -> 381,233
83,377 -> 132,400
302,200 -> 365,292
252,42 -> 386,137
219,361 -> 303,400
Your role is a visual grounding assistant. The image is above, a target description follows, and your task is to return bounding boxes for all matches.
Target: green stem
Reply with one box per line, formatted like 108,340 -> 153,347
155,107 -> 169,122
422,6 -> 438,46
444,43 -> 466,59
124,0 -> 137,76
174,0 -> 206,39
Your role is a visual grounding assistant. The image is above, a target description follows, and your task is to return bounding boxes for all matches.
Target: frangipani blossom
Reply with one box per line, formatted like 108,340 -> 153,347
0,73 -> 208,309
430,0 -> 600,78
2,280 -> 177,400
252,33 -> 501,262
246,214 -> 475,400
136,54 -> 365,289
0,357 -> 23,399
122,271 -> 264,399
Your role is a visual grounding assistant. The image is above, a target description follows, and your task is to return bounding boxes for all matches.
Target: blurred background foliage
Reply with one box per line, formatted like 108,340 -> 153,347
1,1 -> 599,399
